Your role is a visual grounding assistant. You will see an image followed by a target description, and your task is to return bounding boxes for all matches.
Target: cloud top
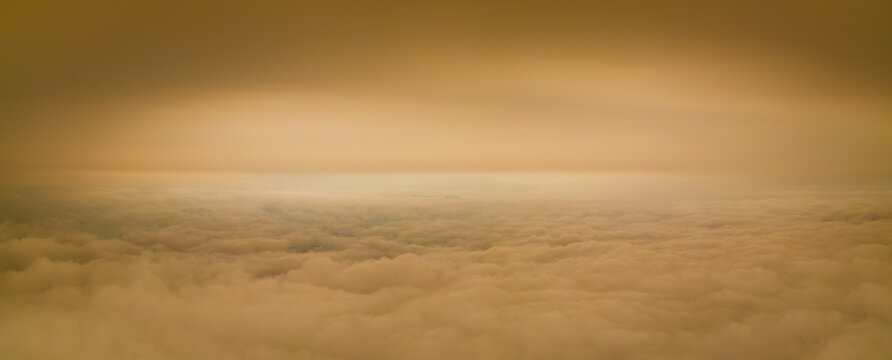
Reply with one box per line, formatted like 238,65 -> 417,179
1,175 -> 891,359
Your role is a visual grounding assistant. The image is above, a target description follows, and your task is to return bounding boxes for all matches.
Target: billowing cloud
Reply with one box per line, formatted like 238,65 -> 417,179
1,174 -> 890,359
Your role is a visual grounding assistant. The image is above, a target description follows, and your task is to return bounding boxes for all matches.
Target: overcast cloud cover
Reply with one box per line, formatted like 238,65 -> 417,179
1,175 -> 891,359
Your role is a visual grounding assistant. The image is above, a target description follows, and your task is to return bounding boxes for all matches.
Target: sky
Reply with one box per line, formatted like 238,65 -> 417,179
2,0 -> 891,180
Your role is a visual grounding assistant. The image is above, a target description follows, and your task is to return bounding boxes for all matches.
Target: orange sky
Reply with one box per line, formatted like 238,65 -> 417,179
2,0 -> 890,180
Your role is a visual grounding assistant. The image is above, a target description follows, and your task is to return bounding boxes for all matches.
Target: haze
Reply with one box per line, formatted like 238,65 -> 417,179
2,0 -> 891,179
1,1 -> 891,360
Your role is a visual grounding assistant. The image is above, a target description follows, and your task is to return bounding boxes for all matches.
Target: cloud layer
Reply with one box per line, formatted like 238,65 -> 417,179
1,175 -> 891,359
